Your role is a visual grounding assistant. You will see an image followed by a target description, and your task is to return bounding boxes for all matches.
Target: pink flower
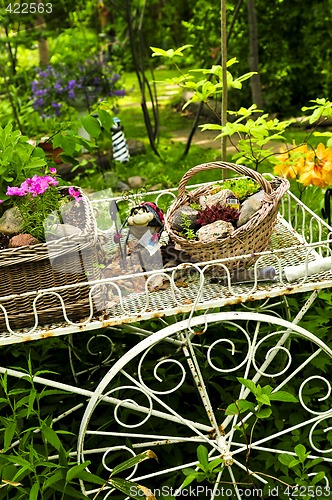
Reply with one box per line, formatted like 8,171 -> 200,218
68,187 -> 81,200
0,200 -> 4,204
49,167 -> 57,174
6,186 -> 26,196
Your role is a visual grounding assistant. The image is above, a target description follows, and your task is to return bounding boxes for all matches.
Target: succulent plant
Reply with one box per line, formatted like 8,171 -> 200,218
197,203 -> 240,227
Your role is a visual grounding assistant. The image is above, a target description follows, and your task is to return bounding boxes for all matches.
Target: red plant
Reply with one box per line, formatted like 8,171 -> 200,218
197,203 -> 239,227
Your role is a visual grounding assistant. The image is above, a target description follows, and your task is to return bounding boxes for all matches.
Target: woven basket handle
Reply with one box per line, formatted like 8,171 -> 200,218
177,161 -> 273,197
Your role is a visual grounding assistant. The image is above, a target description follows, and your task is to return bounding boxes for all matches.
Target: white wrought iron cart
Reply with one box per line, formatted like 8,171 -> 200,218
1,181 -> 332,499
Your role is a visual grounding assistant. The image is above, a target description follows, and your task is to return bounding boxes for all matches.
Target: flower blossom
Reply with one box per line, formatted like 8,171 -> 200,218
68,187 -> 82,200
7,174 -> 59,198
274,143 -> 332,189
6,186 -> 27,196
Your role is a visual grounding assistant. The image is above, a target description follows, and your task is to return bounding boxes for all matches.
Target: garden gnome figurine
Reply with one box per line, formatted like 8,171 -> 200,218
111,117 -> 130,163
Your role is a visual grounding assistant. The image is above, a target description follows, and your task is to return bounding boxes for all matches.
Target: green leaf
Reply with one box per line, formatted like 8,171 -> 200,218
97,109 -> 113,132
207,457 -> 223,471
66,461 -> 91,483
27,389 -> 37,418
254,407 -> 272,419
42,470 -> 64,490
225,400 -> 255,415
237,378 -> 257,395
4,420 -> 16,451
41,424 -> 62,451
109,478 -> 156,499
181,474 -> 196,488
50,481 -> 88,498
311,471 -> 325,484
197,445 -> 209,470
29,481 -> 39,500
294,443 -> 307,462
80,115 -> 101,138
288,458 -> 300,468
111,450 -> 158,477
279,453 -> 295,466
1,454 -> 32,469
256,394 -> 271,406
74,470 -> 105,486
270,391 -> 298,403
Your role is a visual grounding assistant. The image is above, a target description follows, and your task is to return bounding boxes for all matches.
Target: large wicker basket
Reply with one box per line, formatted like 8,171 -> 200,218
0,187 -> 103,331
164,161 -> 290,269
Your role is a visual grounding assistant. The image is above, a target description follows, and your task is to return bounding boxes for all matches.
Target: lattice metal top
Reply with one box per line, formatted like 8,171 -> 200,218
0,184 -> 332,346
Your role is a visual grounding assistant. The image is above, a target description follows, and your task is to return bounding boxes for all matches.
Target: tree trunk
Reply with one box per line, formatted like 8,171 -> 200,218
247,0 -> 263,109
35,0 -> 49,66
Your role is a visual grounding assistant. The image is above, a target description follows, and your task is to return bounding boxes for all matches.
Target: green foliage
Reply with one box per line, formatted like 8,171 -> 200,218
225,377 -> 298,420
302,98 -> 332,147
212,177 -> 260,201
151,46 -> 254,122
0,123 -> 47,201
181,445 -> 224,488
0,358 -> 158,499
201,105 -> 294,170
277,444 -> 326,500
0,366 -> 104,499
180,213 -> 197,240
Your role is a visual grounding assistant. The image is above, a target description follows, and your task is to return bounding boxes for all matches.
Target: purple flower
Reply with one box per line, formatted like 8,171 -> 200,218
49,167 -> 57,174
113,89 -> 126,97
31,58 -> 125,118
67,79 -> 77,90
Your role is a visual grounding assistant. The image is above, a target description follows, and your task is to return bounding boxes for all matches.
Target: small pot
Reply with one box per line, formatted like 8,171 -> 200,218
38,141 -> 64,165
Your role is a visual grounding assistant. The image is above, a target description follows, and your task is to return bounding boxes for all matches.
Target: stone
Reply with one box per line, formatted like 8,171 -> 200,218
237,190 -> 265,227
0,207 -> 23,235
46,224 -> 82,239
199,189 -> 234,209
116,181 -> 130,192
9,233 -> 40,248
127,176 -> 144,189
171,206 -> 199,232
197,220 -> 234,243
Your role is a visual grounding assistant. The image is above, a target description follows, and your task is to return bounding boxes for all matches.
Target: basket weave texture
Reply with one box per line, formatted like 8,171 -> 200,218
0,187 -> 102,330
164,161 -> 290,268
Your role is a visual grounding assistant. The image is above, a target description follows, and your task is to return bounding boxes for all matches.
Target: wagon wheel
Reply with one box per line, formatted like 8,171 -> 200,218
77,312 -> 332,499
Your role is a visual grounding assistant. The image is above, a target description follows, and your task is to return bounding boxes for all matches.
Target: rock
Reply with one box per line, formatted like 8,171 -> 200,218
127,176 -> 144,189
237,190 -> 265,227
127,139 -> 146,156
102,171 -> 118,188
116,181 -> 130,192
171,206 -> 199,232
9,233 -> 40,248
0,207 -> 23,235
197,220 -> 234,243
46,224 -> 83,239
199,189 -> 234,209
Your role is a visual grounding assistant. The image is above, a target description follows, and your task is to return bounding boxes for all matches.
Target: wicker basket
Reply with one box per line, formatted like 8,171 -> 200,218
0,187 -> 103,331
164,161 -> 290,269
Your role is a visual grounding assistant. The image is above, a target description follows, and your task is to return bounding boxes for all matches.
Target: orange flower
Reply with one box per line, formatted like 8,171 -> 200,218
274,143 -> 332,188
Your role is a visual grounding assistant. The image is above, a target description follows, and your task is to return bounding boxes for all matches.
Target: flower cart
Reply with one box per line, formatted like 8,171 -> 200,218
0,169 -> 332,499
